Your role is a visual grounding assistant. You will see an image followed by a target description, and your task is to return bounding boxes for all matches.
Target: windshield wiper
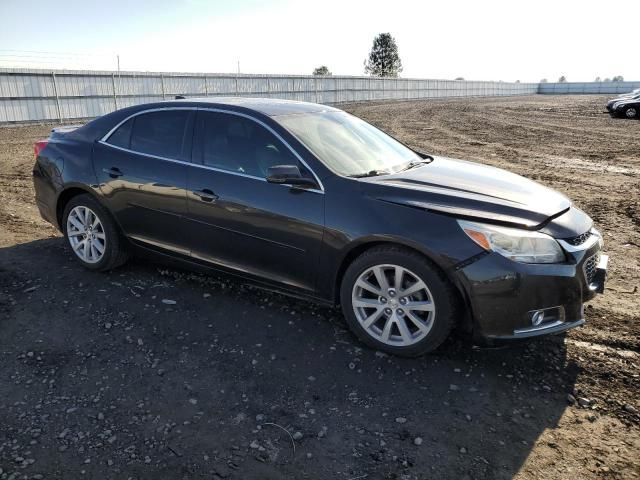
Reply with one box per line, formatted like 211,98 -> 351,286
400,159 -> 432,172
349,169 -> 391,178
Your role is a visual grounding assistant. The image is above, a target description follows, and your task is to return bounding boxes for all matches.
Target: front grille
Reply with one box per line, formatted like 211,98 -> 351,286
583,253 -> 600,284
565,231 -> 592,246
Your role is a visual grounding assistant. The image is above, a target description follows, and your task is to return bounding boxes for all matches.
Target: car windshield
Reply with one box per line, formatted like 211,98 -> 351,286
275,111 -> 422,177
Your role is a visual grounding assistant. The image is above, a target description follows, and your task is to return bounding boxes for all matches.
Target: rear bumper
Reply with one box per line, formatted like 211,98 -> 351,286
35,198 -> 57,226
455,240 -> 606,342
33,168 -> 59,228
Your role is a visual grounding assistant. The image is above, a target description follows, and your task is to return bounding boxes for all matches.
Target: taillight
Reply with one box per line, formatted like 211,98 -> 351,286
34,139 -> 49,158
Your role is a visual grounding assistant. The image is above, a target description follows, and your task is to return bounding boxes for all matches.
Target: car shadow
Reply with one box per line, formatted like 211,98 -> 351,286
0,238 -> 579,480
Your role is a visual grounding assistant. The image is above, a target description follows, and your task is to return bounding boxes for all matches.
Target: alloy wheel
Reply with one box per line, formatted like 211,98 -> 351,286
66,206 -> 107,264
626,107 -> 637,118
351,264 -> 436,346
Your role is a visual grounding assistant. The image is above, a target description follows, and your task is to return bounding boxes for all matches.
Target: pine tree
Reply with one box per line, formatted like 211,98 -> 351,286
364,33 -> 403,77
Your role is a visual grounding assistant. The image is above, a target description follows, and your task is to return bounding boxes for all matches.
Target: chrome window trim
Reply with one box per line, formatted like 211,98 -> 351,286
99,106 -> 325,194
97,141 -> 269,183
100,106 -> 195,141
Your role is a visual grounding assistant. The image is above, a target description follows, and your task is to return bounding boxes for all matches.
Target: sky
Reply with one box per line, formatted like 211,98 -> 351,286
0,0 -> 638,82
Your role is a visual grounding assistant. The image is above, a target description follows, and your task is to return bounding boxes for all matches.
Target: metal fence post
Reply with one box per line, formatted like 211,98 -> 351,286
204,76 -> 208,96
51,72 -> 62,123
161,74 -> 166,100
111,73 -> 118,111
314,77 -> 319,104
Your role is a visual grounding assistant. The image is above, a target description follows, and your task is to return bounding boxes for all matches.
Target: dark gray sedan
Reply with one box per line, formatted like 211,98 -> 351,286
32,98 -> 607,356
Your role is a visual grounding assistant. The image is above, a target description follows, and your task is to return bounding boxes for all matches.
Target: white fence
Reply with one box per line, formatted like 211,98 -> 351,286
1,68 -> 638,124
538,81 -> 640,94
0,68 -> 538,124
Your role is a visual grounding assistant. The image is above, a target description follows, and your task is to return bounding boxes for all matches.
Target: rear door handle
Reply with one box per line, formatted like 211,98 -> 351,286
193,189 -> 218,202
102,167 -> 123,178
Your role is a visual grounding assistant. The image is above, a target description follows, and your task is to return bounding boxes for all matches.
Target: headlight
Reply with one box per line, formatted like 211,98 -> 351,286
458,220 -> 565,264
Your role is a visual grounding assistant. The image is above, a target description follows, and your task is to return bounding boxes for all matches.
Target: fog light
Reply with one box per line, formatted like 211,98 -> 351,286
531,310 -> 545,326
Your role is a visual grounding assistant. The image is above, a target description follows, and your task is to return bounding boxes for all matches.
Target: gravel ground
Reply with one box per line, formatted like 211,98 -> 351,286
0,95 -> 639,479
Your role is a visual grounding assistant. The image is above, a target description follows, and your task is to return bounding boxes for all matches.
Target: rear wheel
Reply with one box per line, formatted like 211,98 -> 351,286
340,246 -> 458,357
62,194 -> 129,271
624,106 -> 638,119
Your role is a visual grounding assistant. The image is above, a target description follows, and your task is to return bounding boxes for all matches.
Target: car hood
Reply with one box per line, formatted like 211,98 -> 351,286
361,156 -> 571,229
609,95 -> 640,105
612,98 -> 638,106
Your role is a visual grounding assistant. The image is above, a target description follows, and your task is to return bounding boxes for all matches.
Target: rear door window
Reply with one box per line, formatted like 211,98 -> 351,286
129,110 -> 190,160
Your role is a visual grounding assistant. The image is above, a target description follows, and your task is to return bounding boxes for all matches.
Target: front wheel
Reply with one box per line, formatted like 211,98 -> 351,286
340,246 -> 459,357
624,106 -> 638,119
62,194 -> 129,271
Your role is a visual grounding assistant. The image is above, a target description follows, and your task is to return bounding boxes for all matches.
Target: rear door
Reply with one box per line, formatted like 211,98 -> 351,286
93,108 -> 194,255
184,110 -> 325,292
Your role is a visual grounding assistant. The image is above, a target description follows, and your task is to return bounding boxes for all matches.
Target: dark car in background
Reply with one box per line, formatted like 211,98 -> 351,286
606,91 -> 640,118
32,98 -> 608,356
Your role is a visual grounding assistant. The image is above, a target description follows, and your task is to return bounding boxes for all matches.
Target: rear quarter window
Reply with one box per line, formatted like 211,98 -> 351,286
106,118 -> 133,149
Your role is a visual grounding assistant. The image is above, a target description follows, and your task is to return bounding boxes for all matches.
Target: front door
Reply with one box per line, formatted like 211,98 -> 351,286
185,110 -> 325,292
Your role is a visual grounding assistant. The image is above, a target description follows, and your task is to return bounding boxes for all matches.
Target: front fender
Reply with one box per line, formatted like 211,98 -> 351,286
317,185 -> 486,303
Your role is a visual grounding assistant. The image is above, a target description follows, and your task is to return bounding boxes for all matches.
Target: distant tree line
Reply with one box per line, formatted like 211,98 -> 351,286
539,76 -> 626,83
594,76 -> 624,82
314,37 -> 627,82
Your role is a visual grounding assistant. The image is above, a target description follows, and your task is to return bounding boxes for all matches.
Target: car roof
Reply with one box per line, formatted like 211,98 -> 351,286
77,97 -> 342,141
171,97 -> 342,116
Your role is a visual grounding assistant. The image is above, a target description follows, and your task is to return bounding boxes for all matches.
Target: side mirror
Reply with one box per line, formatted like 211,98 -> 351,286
266,165 -> 316,188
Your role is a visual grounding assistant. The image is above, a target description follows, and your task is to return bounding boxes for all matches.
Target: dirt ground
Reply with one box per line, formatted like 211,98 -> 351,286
0,95 -> 638,479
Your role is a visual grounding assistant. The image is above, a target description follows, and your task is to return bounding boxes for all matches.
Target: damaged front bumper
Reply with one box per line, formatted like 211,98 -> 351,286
454,230 -> 607,342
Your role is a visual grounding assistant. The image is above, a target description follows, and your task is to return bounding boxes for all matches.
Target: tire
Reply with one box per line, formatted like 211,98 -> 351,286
62,194 -> 129,271
624,106 -> 638,119
340,245 -> 459,357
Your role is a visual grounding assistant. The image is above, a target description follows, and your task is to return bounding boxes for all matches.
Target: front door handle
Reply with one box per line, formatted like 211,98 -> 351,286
193,188 -> 218,202
102,167 -> 123,178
